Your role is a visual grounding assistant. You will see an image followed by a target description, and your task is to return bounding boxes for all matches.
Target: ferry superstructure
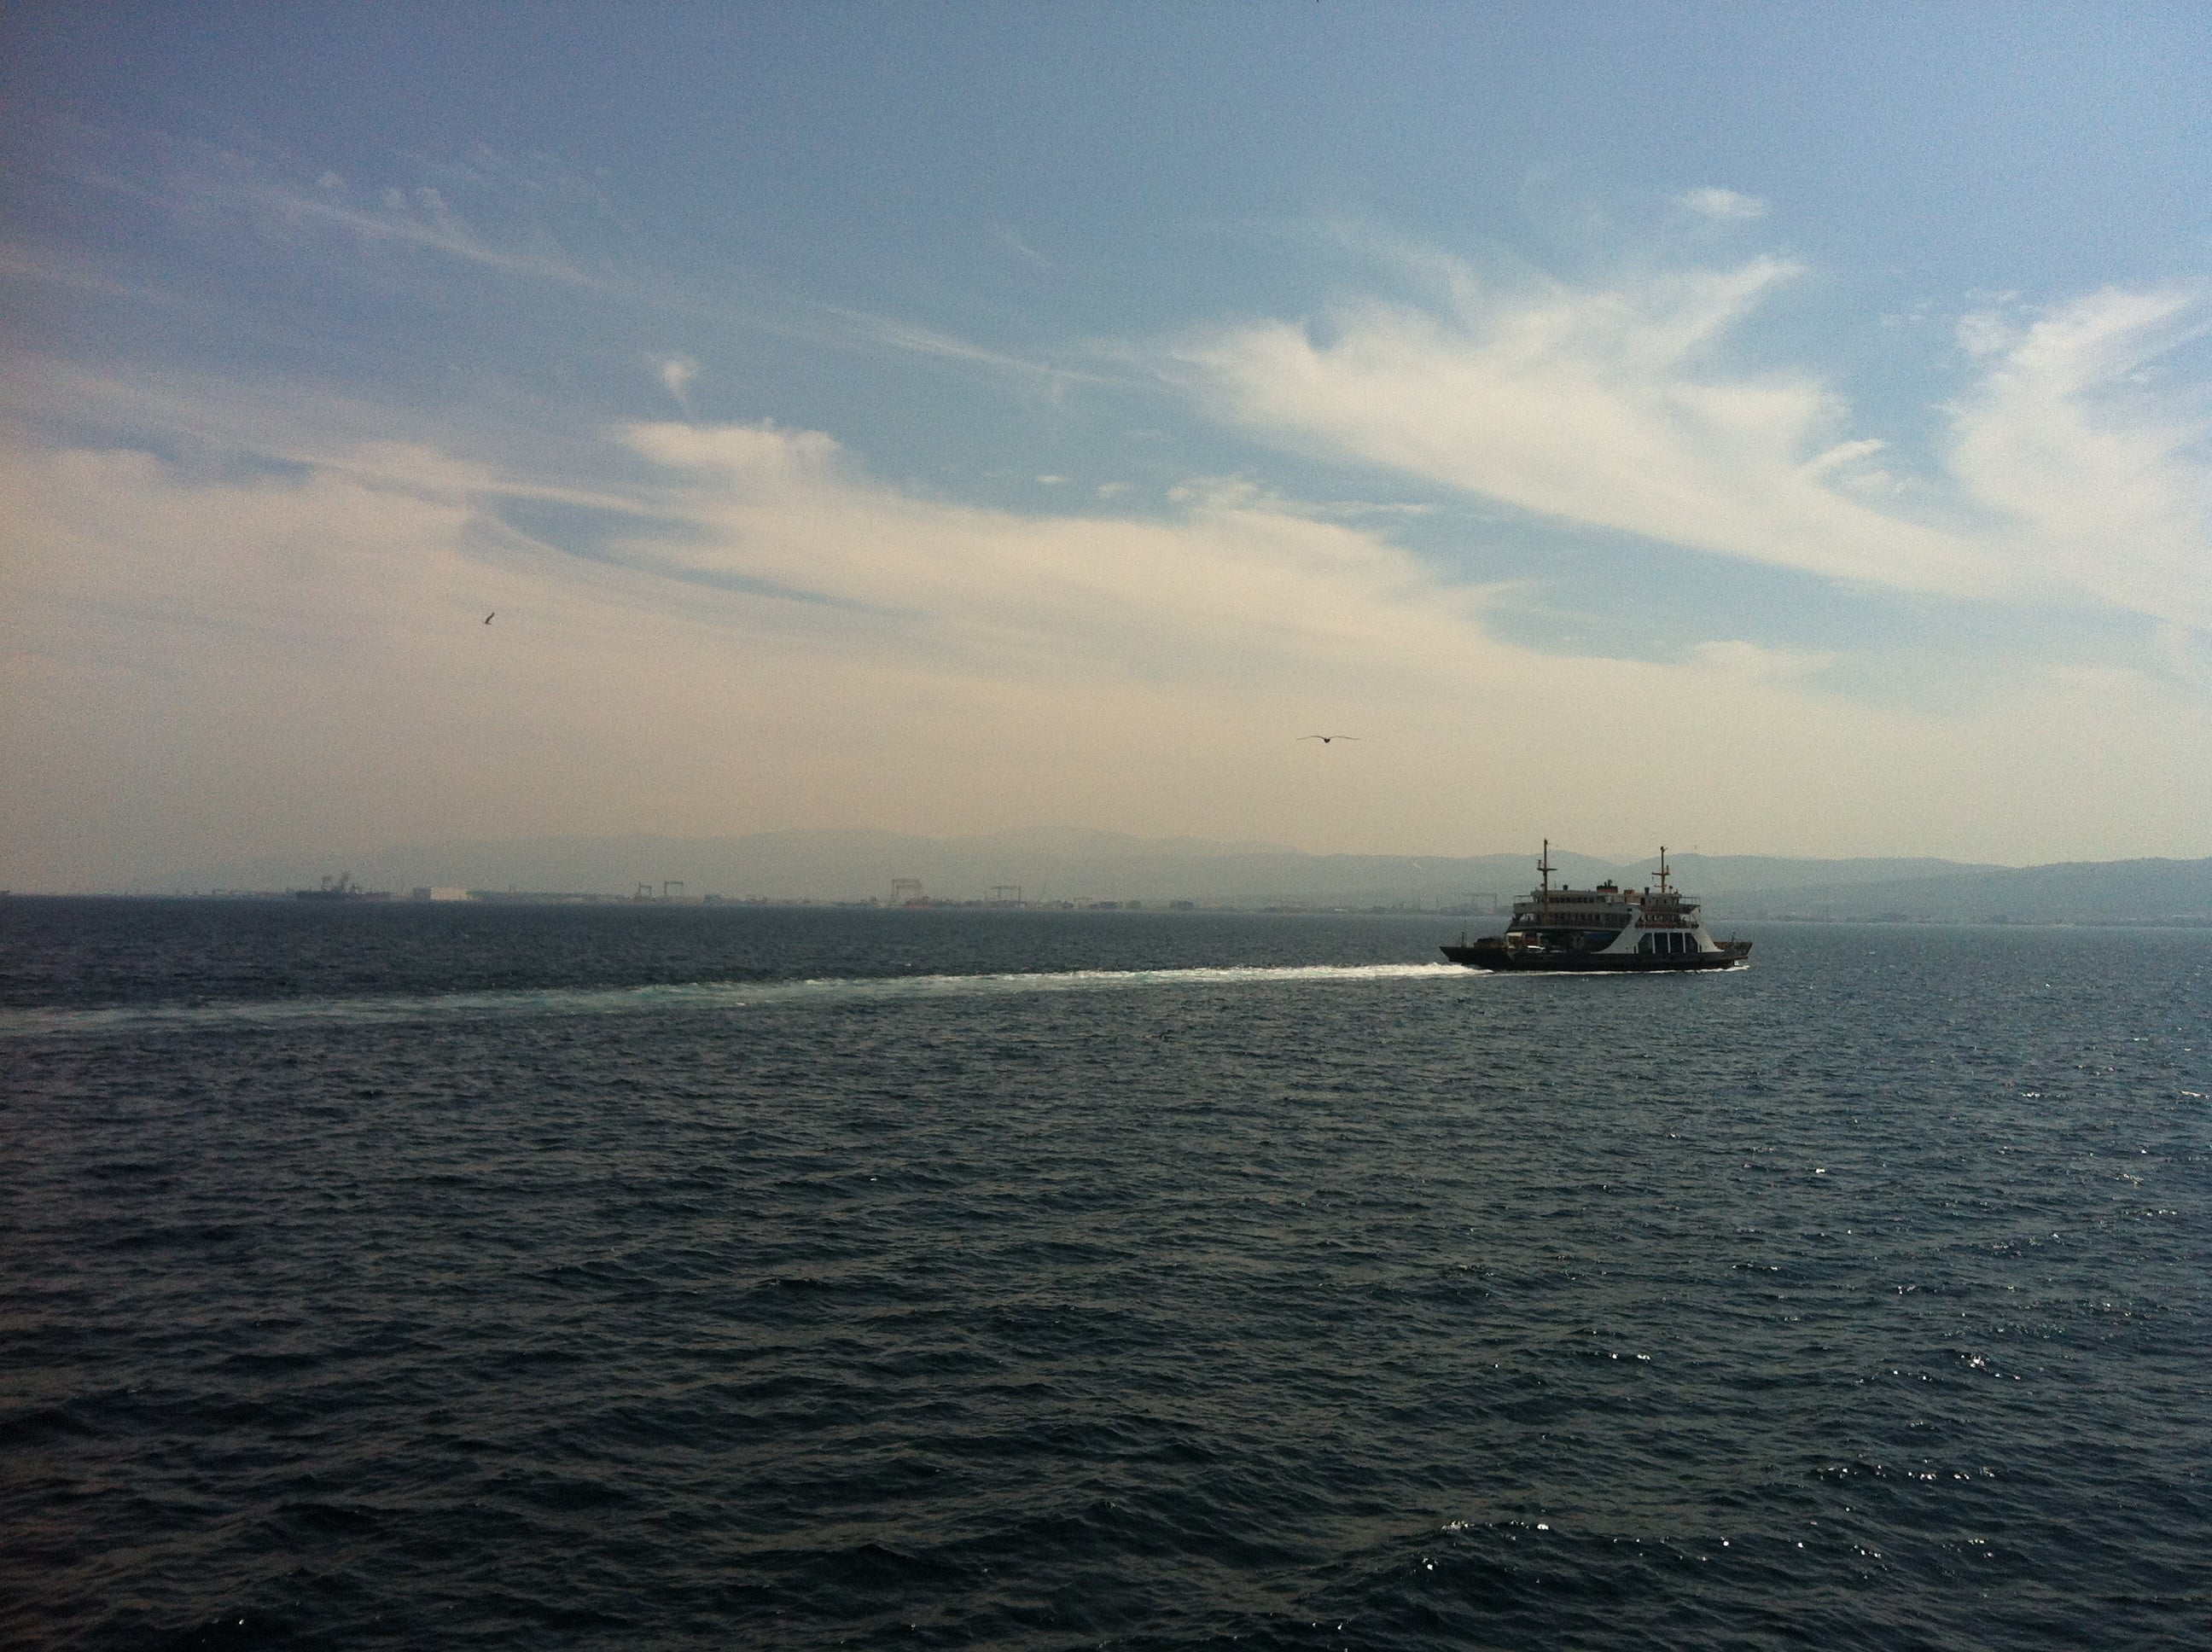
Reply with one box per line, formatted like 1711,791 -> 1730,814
1441,844 -> 1750,973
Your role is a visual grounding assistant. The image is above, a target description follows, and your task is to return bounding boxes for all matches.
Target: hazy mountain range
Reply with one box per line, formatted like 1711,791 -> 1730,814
148,829 -> 2212,924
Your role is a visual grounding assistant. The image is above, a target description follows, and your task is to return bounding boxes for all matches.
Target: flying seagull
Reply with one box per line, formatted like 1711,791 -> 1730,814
1299,734 -> 1359,743
483,612 -> 495,625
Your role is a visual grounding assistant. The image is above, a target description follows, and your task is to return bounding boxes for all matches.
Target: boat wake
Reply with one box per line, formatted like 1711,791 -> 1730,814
1,963 -> 1472,1041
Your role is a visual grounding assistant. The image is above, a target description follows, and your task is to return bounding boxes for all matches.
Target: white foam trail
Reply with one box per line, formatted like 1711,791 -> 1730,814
0,963 -> 1473,1041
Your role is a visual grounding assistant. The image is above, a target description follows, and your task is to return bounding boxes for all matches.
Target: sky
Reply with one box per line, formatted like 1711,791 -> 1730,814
4,2 -> 2211,888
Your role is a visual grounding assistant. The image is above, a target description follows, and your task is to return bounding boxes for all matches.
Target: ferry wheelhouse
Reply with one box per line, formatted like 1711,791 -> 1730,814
1441,844 -> 1750,973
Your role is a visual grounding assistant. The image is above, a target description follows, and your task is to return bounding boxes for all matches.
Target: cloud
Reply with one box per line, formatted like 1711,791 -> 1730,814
1175,257 -> 1982,590
0,412 -> 1503,882
1690,639 -> 1835,681
1679,187 -> 1768,221
653,354 -> 698,416
1954,302 -> 2020,358
811,302 -> 1102,390
992,222 -> 1051,267
0,241 -> 209,311
608,422 -> 1493,683
1173,255 -> 2212,631
1947,286 -> 2212,626
48,125 -> 1100,393
163,143 -> 609,288
5,403 -> 2209,884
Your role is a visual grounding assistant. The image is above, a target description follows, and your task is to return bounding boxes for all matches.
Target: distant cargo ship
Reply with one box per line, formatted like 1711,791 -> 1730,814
1442,844 -> 1750,972
294,872 -> 391,902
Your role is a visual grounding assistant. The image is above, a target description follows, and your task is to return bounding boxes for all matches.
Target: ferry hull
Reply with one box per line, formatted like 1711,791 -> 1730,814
1441,941 -> 1749,973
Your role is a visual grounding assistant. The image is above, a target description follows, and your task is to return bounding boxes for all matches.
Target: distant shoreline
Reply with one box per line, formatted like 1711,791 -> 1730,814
7,891 -> 2209,931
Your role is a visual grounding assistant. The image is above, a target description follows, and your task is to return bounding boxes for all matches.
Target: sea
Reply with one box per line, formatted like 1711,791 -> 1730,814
2,899 -> 2207,1650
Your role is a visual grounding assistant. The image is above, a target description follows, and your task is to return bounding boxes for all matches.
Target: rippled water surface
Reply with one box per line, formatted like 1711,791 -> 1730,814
3,900 -> 2208,1649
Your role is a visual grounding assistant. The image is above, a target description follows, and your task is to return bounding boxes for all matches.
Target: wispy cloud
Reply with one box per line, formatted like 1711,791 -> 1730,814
1690,638 -> 1836,681
39,124 -> 1106,393
8,398 -> 2208,881
162,140 -> 611,288
610,421 -> 1491,683
1947,286 -> 2212,626
1678,186 -> 1767,221
812,302 -> 1105,391
1171,252 -> 2212,631
0,241 -> 208,310
652,354 -> 699,418
991,222 -> 1051,267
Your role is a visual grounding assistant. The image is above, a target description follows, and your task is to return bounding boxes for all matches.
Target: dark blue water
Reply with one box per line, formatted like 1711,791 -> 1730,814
3,900 -> 2207,1649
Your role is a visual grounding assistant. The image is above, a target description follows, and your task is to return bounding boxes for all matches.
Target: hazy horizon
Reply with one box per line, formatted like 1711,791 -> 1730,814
6,5 -> 2210,889
23,821 -> 2212,906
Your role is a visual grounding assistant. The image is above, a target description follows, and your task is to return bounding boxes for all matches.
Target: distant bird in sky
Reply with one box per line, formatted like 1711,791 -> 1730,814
1300,734 -> 1359,743
483,612 -> 495,625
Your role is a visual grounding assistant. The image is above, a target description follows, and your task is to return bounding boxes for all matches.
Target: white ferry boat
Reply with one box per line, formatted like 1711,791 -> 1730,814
1441,844 -> 1750,973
